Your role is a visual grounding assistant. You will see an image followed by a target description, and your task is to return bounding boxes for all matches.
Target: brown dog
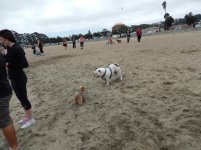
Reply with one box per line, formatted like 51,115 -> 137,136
74,86 -> 85,105
116,39 -> 122,44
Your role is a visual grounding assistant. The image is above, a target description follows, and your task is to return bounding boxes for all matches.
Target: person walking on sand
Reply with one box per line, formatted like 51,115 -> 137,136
63,42 -> 67,50
79,36 -> 85,50
0,52 -> 23,150
136,27 -> 142,42
63,38 -> 67,50
37,39 -> 44,55
72,35 -> 76,49
127,30 -> 131,43
0,29 -> 36,129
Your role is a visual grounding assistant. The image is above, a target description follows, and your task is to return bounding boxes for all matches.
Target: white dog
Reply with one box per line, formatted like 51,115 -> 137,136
94,64 -> 122,86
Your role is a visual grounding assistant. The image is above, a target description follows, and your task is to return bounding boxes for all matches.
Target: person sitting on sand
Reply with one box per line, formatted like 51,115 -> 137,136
109,37 -> 112,44
107,37 -> 114,45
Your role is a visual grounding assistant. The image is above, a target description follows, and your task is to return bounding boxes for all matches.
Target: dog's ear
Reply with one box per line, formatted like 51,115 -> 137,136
95,68 -> 97,70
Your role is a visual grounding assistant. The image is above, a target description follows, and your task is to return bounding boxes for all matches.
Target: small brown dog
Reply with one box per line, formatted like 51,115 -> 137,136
116,39 -> 122,44
74,86 -> 85,105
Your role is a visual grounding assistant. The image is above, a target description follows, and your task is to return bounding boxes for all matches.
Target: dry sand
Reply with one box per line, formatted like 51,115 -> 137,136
1,30 -> 201,150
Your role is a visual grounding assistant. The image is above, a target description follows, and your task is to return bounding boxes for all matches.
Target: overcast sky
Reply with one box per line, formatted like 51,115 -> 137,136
0,0 -> 200,37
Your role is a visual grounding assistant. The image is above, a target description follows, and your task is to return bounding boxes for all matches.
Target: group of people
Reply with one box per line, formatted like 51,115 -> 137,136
62,36 -> 85,50
31,40 -> 44,56
0,29 -> 36,150
106,27 -> 142,44
126,28 -> 142,43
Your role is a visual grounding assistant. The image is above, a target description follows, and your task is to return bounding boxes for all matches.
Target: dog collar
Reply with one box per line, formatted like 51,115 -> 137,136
101,67 -> 113,80
108,67 -> 112,79
101,68 -> 107,80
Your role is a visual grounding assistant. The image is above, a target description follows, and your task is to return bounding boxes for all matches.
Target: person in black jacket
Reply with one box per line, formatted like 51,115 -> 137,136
0,29 -> 35,129
0,53 -> 22,150
72,35 -> 76,48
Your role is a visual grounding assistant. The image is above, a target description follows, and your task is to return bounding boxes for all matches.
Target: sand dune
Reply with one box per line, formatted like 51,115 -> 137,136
1,30 -> 201,150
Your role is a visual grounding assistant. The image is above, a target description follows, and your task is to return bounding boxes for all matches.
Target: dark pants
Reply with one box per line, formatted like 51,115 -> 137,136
11,76 -> 31,110
73,42 -> 76,48
127,37 -> 130,43
137,35 -> 141,42
80,42 -> 84,49
39,46 -> 44,53
0,95 -> 12,129
32,47 -> 36,55
33,49 -> 36,55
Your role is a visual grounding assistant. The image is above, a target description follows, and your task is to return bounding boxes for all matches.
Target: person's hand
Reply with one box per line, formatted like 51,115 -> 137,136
0,47 -> 4,53
6,63 -> 9,67
0,47 -> 5,55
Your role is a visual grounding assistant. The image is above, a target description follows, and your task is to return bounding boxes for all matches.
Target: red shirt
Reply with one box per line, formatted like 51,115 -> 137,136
136,28 -> 142,36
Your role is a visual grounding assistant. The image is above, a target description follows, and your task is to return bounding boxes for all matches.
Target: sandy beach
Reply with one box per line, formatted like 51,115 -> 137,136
1,30 -> 201,150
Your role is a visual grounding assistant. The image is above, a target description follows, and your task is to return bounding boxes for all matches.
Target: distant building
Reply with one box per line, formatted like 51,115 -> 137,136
142,26 -> 164,34
195,21 -> 201,28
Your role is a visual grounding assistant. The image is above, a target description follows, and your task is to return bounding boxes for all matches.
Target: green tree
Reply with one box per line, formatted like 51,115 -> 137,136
164,15 -> 174,30
162,1 -> 167,14
93,32 -> 102,38
101,29 -> 110,37
84,30 -> 93,39
185,12 -> 198,26
163,13 -> 174,30
162,1 -> 168,30
112,23 -> 128,37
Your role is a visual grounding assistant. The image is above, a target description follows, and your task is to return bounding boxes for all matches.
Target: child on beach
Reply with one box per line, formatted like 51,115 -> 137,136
63,42 -> 67,50
127,30 -> 131,43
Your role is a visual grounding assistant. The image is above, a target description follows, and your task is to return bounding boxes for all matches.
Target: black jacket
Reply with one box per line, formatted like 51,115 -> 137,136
5,44 -> 29,80
0,53 -> 12,98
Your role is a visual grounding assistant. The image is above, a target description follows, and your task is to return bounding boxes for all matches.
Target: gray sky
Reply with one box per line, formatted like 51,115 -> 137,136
0,0 -> 200,37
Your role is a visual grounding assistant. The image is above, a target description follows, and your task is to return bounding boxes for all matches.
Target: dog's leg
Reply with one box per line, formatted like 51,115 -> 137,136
118,69 -> 123,80
106,78 -> 110,86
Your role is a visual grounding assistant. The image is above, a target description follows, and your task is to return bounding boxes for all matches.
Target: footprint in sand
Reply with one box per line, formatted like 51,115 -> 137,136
160,147 -> 169,150
126,85 -> 134,89
186,67 -> 197,72
88,146 -> 99,150
162,81 -> 175,85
